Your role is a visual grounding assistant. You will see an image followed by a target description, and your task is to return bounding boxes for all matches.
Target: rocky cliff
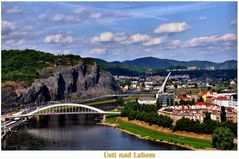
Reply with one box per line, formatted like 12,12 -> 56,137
2,61 -> 122,110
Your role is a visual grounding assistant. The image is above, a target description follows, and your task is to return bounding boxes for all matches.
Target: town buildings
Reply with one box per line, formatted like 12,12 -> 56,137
158,105 -> 237,124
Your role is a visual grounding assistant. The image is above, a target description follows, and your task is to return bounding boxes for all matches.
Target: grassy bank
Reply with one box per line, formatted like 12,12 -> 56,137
105,117 -> 214,150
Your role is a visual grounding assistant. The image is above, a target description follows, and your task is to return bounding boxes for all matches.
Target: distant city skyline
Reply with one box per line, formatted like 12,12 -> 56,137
1,2 -> 237,62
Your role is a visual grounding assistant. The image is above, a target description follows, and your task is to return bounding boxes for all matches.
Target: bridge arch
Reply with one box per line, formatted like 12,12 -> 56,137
27,103 -> 106,116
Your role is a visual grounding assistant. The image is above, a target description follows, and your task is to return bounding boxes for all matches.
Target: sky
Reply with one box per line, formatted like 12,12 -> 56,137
1,2 -> 237,62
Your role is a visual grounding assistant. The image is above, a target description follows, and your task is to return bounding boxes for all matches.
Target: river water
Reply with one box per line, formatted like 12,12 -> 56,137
2,115 -> 188,150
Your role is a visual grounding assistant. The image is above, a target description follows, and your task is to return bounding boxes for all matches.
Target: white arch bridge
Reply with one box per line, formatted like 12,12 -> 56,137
8,103 -> 120,119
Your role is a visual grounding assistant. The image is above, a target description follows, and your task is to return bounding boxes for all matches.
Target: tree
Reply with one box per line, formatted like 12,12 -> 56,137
167,98 -> 170,106
179,99 -> 187,105
220,106 -> 227,123
174,84 -> 178,89
221,121 -> 238,137
136,98 -> 139,104
203,112 -> 211,122
121,80 -> 131,87
116,97 -> 124,106
191,98 -> 195,105
212,127 -> 234,150
197,96 -> 204,102
194,83 -> 198,88
156,98 -> 162,110
128,111 -> 137,120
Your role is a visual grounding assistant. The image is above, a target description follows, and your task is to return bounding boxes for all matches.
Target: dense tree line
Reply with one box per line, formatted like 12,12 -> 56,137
173,117 -> 237,137
122,101 -> 237,137
121,102 -> 173,128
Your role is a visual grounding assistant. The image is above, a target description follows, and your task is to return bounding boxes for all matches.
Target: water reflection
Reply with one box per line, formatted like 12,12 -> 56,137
2,115 -> 189,150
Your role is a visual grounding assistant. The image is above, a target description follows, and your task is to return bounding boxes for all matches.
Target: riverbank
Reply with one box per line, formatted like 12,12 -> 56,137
101,117 -> 215,150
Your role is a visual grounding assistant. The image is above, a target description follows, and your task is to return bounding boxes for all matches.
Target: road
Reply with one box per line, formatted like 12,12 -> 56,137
1,118 -> 26,139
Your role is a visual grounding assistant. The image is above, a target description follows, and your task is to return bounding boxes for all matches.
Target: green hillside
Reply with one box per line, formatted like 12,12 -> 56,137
91,58 -> 159,76
1,49 -> 89,85
122,57 -> 236,69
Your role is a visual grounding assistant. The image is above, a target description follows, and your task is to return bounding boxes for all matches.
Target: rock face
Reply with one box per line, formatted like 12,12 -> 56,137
18,61 -> 122,104
1,81 -> 27,112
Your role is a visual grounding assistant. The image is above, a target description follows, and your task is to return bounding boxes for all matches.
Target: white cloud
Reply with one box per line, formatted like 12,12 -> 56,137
198,16 -> 207,20
154,22 -> 190,34
16,39 -> 27,46
2,20 -> 16,33
52,14 -> 74,22
3,39 -> 27,46
73,7 -> 86,14
230,19 -> 237,25
184,33 -> 237,47
1,20 -> 32,41
121,33 -> 150,45
129,33 -> 150,43
89,12 -> 102,19
171,40 -> 181,46
90,48 -> 107,55
44,34 -> 74,44
143,36 -> 166,46
91,32 -> 113,43
113,32 -> 127,43
5,6 -> 22,14
4,39 -> 15,45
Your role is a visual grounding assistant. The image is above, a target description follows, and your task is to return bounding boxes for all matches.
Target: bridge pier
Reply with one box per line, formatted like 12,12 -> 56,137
36,116 -> 40,123
103,115 -> 106,122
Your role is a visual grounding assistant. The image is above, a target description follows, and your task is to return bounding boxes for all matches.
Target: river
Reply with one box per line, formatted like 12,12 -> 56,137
2,115 -> 188,150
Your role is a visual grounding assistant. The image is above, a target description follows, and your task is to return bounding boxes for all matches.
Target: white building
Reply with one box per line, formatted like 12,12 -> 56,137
138,97 -> 156,105
212,93 -> 237,107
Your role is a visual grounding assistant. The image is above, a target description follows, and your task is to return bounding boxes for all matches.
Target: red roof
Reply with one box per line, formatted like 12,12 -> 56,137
198,93 -> 205,97
216,96 -> 227,100
204,90 -> 213,94
206,96 -> 214,98
195,102 -> 206,106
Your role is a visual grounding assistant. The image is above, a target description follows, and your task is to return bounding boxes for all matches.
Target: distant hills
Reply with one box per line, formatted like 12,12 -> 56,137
2,49 -> 237,79
120,57 -> 236,70
90,57 -> 237,75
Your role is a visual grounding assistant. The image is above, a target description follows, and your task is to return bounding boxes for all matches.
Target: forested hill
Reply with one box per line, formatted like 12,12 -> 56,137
2,49 -> 122,110
121,57 -> 237,70
2,49 -> 93,85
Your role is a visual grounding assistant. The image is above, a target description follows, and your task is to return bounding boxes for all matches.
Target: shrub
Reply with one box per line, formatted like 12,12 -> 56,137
212,127 -> 234,150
